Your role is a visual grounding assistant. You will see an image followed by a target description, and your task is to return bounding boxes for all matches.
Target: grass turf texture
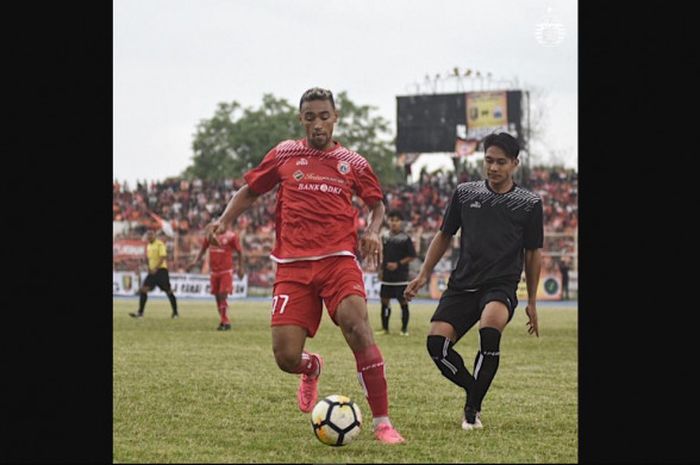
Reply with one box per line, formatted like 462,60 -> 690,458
114,299 -> 577,463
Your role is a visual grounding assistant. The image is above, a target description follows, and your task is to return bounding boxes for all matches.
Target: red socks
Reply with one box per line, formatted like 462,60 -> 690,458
354,344 -> 389,417
291,351 -> 320,377
217,300 -> 229,324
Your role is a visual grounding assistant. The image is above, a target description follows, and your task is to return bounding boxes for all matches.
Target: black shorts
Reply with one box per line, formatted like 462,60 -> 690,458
143,268 -> 172,292
380,284 -> 408,301
430,283 -> 518,342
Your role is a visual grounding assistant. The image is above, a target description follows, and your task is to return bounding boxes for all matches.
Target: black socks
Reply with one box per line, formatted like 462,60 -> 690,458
138,292 -> 147,313
426,335 -> 475,393
167,292 -> 178,315
380,303 -> 390,331
469,327 -> 502,411
400,303 -> 409,333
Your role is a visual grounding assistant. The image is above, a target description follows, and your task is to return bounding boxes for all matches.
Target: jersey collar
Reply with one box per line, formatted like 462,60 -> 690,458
485,179 -> 517,195
301,138 -> 340,154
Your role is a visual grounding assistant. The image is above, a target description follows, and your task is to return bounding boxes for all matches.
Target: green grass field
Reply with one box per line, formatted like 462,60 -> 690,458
113,299 -> 577,463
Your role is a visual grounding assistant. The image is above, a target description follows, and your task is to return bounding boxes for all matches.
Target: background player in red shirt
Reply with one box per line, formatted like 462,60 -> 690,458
207,88 -> 404,444
189,225 -> 245,330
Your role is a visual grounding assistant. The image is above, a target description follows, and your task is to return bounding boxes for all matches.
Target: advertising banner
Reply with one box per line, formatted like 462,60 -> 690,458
454,138 -> 479,158
112,271 -> 248,298
429,272 -> 451,299
113,240 -> 146,261
516,270 -> 563,301
113,271 -> 140,296
363,272 -> 381,300
466,91 -> 509,140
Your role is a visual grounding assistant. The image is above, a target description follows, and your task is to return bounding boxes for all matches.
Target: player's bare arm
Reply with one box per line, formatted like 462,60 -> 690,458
237,250 -> 245,279
404,231 -> 452,301
524,248 -> 542,337
188,243 -> 208,270
360,201 -> 385,270
210,184 -> 261,235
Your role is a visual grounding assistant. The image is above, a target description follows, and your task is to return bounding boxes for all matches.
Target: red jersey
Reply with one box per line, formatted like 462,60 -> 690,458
202,231 -> 242,274
244,139 -> 383,262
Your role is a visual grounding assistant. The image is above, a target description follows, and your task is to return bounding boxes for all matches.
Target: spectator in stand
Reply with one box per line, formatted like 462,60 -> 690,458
113,165 -> 576,281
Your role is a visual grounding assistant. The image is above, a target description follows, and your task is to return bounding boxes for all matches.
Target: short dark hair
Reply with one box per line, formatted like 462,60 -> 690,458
387,210 -> 403,221
299,87 -> 335,111
483,132 -> 520,159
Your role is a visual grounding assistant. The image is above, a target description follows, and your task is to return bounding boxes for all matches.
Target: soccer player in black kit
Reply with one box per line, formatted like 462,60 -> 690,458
404,132 -> 543,431
377,210 -> 416,335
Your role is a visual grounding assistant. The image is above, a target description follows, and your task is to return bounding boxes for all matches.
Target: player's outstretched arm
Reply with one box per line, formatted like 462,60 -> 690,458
210,184 -> 260,235
404,231 -> 452,301
524,248 -> 542,337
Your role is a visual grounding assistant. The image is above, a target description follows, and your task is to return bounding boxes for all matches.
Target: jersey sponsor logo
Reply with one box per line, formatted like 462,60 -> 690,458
337,160 -> 351,175
469,201 -> 482,208
293,170 -> 304,181
305,173 -> 346,185
296,157 -> 309,166
298,183 -> 343,195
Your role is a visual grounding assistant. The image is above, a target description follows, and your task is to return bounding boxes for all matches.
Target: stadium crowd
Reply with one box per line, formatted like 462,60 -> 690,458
113,166 -> 577,288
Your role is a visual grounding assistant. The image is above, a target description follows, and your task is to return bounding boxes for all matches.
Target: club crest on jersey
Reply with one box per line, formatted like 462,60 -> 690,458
337,161 -> 351,175
293,170 -> 304,181
296,158 -> 308,166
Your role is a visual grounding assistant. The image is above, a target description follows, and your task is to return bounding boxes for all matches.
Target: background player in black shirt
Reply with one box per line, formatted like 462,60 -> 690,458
377,210 -> 416,335
405,132 -> 543,431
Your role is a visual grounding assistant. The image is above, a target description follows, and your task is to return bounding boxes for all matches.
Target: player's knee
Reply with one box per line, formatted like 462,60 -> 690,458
426,335 -> 449,361
272,347 -> 301,373
340,319 -> 374,350
342,319 -> 367,339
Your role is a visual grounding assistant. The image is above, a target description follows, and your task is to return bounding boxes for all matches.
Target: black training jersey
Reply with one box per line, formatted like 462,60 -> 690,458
440,180 -> 543,290
381,231 -> 416,283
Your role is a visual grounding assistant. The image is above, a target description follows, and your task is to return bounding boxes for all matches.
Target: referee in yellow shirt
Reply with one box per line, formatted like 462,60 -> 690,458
129,230 -> 179,318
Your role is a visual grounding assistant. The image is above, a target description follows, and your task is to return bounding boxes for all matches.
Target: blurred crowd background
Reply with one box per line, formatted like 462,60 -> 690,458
113,164 -> 577,296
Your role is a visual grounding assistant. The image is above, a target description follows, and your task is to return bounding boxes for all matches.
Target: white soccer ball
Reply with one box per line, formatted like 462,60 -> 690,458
311,395 -> 362,446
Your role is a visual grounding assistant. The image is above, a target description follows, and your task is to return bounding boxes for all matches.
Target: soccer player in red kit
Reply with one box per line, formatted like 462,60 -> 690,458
189,225 -> 245,330
207,88 -> 404,444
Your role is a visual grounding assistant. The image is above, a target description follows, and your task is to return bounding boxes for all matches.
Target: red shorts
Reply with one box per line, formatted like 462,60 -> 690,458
210,270 -> 233,295
271,255 -> 366,337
